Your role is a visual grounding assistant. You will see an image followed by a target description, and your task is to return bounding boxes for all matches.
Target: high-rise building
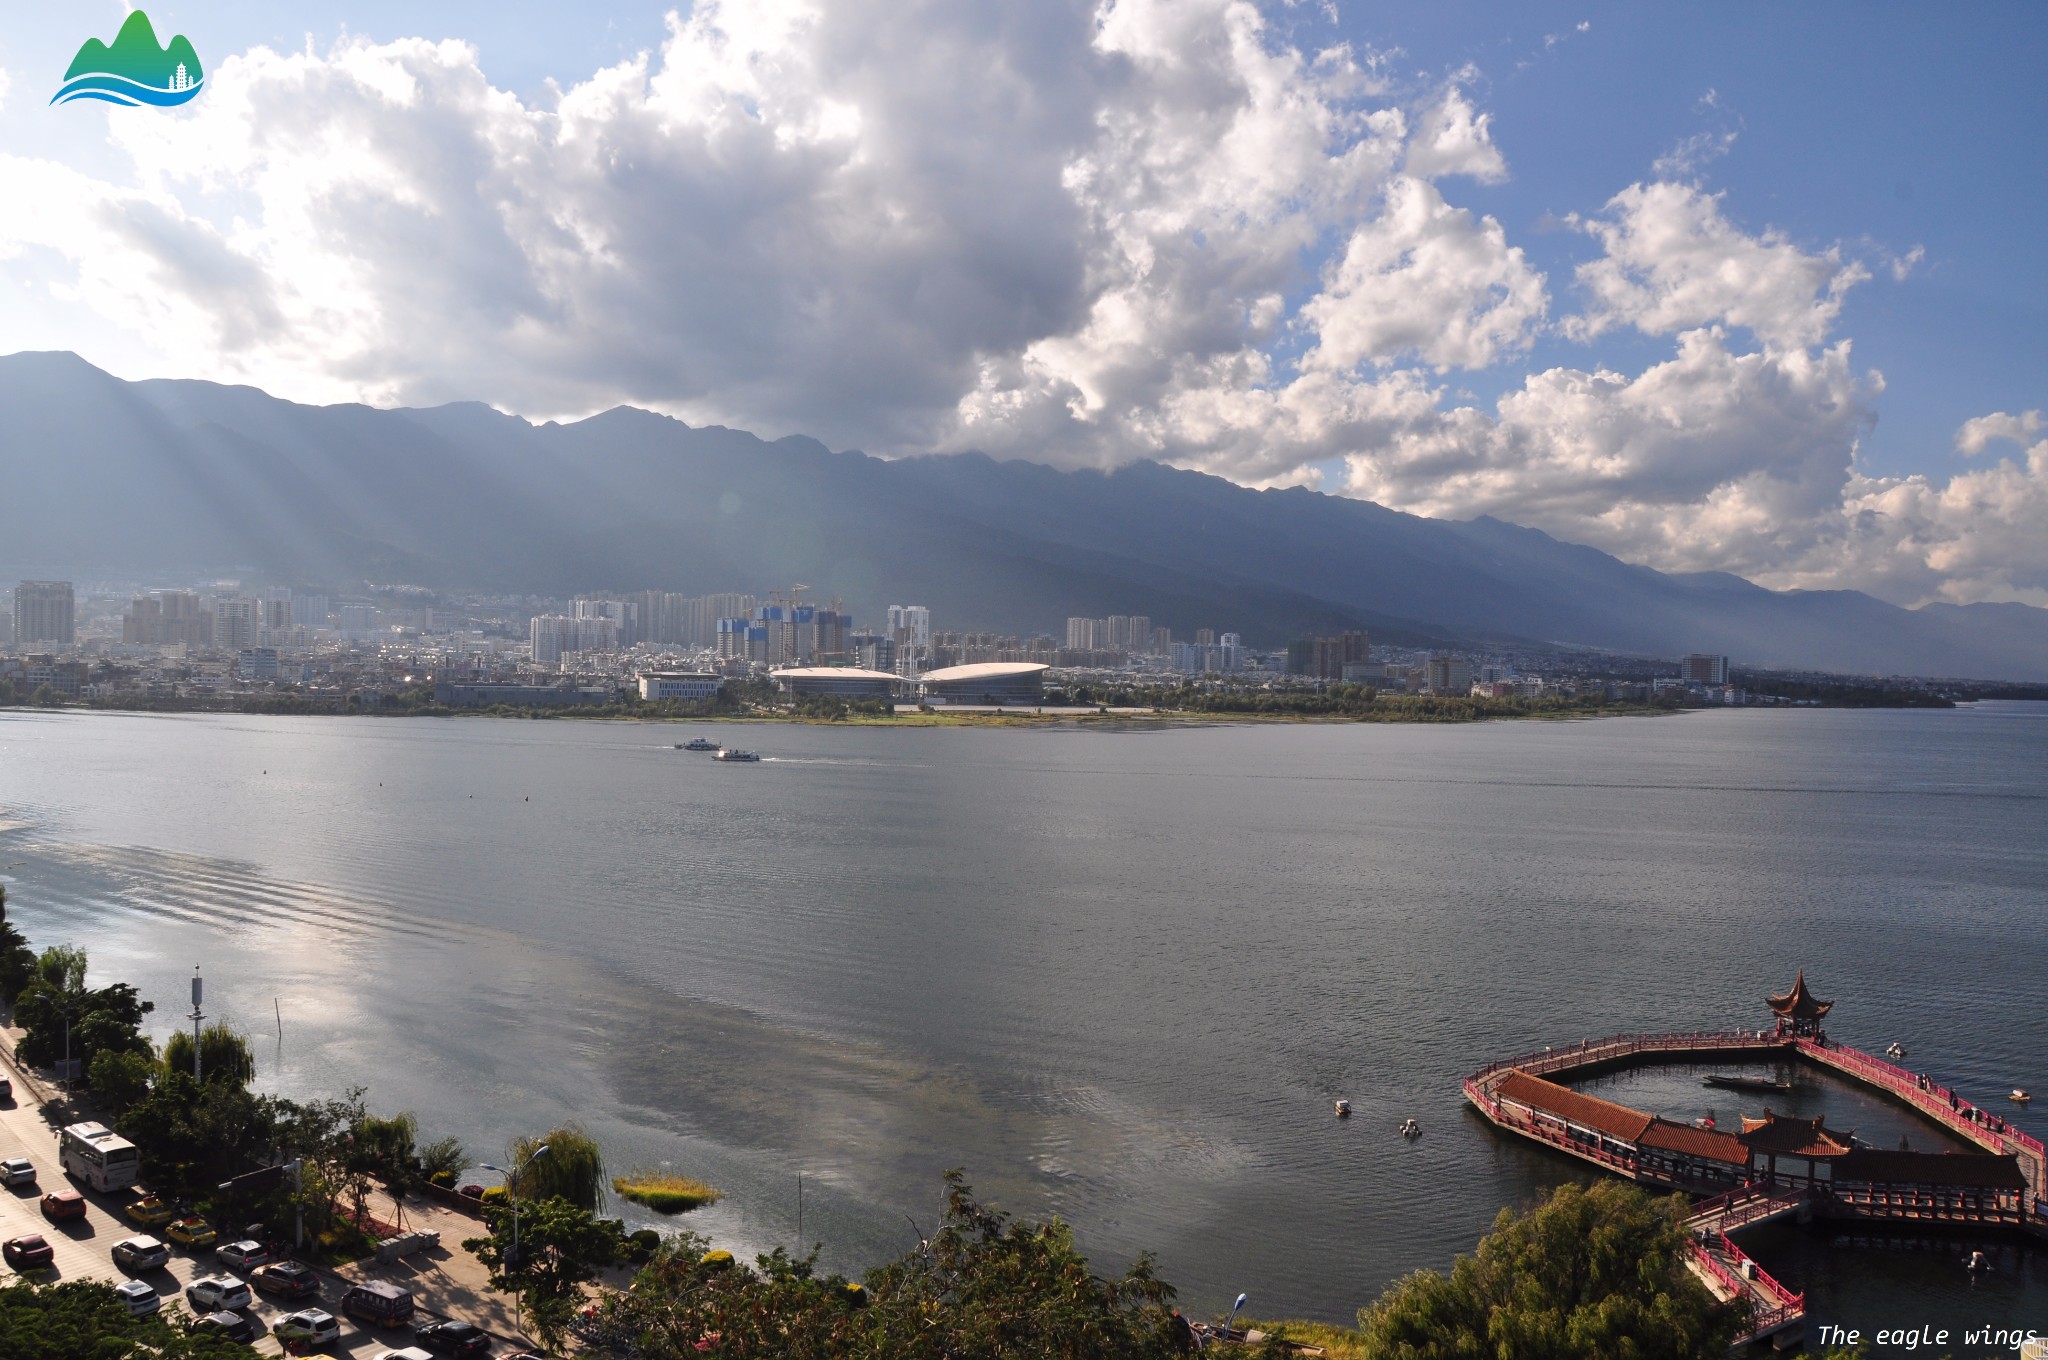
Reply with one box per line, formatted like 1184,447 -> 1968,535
532,614 -> 617,665
13,581 -> 74,645
574,598 -> 638,647
1219,632 -> 1242,671
0,609 -> 12,647
887,605 -> 931,650
123,591 -> 214,647
1425,655 -> 1473,695
1126,616 -> 1152,653
1680,654 -> 1730,685
1194,628 -> 1215,647
1065,617 -> 1099,651
214,596 -> 259,651
291,593 -> 330,628
261,588 -> 294,631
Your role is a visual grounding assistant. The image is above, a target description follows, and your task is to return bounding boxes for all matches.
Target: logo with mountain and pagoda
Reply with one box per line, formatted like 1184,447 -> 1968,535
52,11 -> 204,108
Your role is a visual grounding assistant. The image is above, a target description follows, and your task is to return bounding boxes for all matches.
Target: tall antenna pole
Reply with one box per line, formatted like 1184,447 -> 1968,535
190,967 -> 204,1082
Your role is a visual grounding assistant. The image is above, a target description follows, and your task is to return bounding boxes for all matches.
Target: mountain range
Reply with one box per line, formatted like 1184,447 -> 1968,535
5,349 -> 2046,680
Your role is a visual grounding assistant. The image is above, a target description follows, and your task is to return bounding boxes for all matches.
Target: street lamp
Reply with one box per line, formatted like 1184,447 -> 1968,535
480,1144 -> 550,1333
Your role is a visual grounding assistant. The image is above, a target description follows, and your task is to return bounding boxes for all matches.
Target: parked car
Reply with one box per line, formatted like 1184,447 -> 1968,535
189,1310 -> 263,1344
373,1350 -> 436,1360
216,1238 -> 273,1270
166,1217 -> 218,1248
40,1188 -> 87,1222
274,1308 -> 343,1348
341,1279 -> 416,1328
0,1157 -> 34,1186
112,1235 -> 172,1272
412,1319 -> 493,1355
113,1280 -> 162,1316
0,1074 -> 12,1099
2,1234 -> 54,1269
125,1195 -> 176,1227
185,1274 -> 253,1312
252,1259 -> 322,1299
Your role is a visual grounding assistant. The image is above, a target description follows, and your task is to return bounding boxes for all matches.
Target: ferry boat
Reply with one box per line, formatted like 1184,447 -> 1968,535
712,748 -> 760,762
677,738 -> 718,751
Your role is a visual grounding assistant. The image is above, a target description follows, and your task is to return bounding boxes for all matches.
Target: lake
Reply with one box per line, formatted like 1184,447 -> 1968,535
1,704 -> 2043,1350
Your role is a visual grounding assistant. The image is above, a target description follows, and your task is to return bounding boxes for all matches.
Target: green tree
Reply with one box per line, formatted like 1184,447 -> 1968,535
418,1134 -> 467,1182
463,1194 -> 619,1350
86,1049 -> 156,1113
509,1124 -> 606,1212
586,1172 -> 1211,1360
117,1071 -> 278,1205
0,886 -> 37,1004
1354,1179 -> 1743,1360
13,947 -> 153,1073
162,1023 -> 257,1086
0,1277 -> 259,1358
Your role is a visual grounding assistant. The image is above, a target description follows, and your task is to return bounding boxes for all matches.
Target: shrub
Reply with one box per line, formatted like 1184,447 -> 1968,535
613,1171 -> 722,1214
481,1186 -> 509,1206
429,1170 -> 456,1189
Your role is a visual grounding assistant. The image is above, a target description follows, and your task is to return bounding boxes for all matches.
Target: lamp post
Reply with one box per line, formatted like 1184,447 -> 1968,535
481,1144 -> 550,1334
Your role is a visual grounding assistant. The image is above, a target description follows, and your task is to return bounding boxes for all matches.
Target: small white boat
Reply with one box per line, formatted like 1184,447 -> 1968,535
712,748 -> 760,762
1334,1099 -> 1351,1118
1886,1042 -> 1909,1060
679,737 -> 718,751
1398,1118 -> 1422,1139
1967,1250 -> 1991,1274
2011,1089 -> 2032,1104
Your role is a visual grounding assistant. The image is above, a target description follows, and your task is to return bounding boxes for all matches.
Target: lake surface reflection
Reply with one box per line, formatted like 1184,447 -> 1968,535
1,704 -> 2043,1349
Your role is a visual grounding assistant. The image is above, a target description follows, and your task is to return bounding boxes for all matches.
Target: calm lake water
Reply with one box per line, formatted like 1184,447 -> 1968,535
1,705 -> 2044,1351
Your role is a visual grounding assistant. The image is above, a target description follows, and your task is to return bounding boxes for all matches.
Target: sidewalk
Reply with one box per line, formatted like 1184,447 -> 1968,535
0,1028 -> 542,1356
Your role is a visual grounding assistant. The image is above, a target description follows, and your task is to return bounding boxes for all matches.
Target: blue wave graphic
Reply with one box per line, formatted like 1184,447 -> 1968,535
51,71 -> 203,108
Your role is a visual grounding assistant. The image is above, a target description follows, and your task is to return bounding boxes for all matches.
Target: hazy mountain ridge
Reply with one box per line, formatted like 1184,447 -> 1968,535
5,350 -> 2046,680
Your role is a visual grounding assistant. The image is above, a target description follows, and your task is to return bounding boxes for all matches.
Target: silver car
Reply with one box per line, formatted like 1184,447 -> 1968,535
114,1280 -> 162,1316
0,1157 -> 33,1187
112,1235 -> 172,1272
215,1239 -> 273,1271
274,1308 -> 343,1348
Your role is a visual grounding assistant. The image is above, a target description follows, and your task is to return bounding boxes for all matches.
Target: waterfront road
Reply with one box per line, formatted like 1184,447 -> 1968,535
0,1035 -> 535,1356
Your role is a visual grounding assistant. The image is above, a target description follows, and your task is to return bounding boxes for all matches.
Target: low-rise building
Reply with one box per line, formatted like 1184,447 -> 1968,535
639,671 -> 721,702
919,662 -> 1049,706
433,681 -> 617,707
772,667 -> 900,700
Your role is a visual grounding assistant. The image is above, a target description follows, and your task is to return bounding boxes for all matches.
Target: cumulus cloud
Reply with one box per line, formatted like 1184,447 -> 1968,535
1299,175 -> 1544,373
1567,182 -> 1868,349
0,0 -> 2034,606
1955,409 -> 2042,455
1401,86 -> 1506,183
1341,329 -> 1881,577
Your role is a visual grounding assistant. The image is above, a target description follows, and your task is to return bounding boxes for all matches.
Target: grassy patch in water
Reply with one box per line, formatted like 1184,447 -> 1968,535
1241,1319 -> 1370,1358
613,1171 -> 722,1214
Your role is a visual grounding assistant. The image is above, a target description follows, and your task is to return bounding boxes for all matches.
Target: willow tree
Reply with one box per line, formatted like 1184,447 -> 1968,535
510,1125 -> 606,1212
162,1022 -> 257,1087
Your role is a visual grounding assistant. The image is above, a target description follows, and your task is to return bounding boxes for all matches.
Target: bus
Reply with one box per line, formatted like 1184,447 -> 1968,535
60,1122 -> 141,1192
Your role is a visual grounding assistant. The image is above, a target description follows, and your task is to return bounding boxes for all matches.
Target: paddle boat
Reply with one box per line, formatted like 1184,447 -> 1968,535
2011,1088 -> 2032,1105
1398,1118 -> 1422,1139
1334,1099 -> 1351,1118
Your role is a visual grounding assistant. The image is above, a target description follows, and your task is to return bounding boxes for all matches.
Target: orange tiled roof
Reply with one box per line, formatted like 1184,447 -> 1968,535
1638,1117 -> 1751,1166
1739,1110 -> 1853,1158
1495,1070 -> 1655,1143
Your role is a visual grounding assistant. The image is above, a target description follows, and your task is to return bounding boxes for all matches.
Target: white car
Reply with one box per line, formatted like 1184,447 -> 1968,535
374,1350 -> 436,1360
274,1308 -> 342,1347
184,1274 -> 252,1312
114,1280 -> 162,1316
0,1157 -> 33,1186
112,1235 -> 172,1272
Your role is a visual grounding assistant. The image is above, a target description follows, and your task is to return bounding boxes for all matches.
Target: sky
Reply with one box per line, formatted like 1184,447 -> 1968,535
1,1 -> 2045,607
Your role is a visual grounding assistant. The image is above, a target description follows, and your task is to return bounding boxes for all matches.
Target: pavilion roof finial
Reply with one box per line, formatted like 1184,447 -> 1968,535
1767,969 -> 1834,1020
